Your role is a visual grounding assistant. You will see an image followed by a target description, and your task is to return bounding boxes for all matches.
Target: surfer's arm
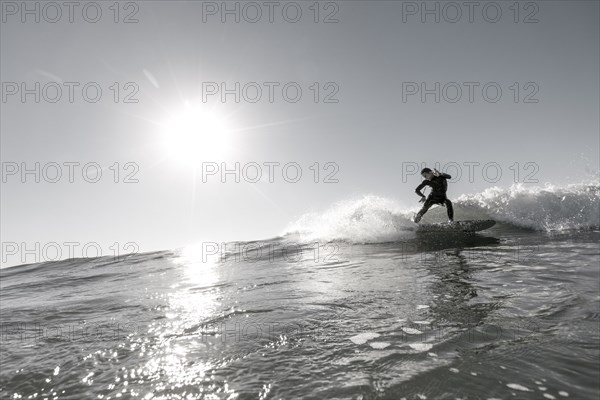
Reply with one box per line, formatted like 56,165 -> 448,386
433,168 -> 451,179
415,181 -> 428,198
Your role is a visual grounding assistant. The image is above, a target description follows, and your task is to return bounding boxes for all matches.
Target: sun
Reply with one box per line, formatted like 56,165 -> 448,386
161,103 -> 232,166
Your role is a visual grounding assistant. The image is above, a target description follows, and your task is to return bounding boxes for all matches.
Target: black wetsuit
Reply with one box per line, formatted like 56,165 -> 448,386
414,173 -> 454,222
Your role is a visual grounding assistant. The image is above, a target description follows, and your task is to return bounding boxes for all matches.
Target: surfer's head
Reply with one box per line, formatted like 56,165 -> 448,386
421,168 -> 434,180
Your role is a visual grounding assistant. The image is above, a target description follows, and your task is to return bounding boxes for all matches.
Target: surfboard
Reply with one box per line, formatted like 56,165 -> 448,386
417,219 -> 496,233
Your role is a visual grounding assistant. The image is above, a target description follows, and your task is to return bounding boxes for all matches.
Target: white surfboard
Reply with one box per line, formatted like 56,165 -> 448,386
417,220 -> 496,233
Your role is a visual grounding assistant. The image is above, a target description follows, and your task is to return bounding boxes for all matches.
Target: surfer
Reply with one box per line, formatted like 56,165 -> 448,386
414,168 -> 454,223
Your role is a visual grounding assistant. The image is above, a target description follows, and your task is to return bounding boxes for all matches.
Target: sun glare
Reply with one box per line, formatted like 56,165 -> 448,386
161,104 -> 232,166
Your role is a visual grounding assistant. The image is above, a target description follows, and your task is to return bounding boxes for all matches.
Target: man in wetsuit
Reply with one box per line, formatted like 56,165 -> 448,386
413,167 -> 454,223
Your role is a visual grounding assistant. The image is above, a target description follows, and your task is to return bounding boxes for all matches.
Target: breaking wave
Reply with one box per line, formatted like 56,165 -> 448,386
283,183 -> 600,242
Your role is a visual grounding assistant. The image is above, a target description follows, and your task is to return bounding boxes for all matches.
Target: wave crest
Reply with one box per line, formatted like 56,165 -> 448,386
284,195 -> 416,243
283,183 -> 600,242
457,183 -> 600,231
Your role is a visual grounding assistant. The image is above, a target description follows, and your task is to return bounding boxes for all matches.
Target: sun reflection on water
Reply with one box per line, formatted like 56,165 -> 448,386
131,244 -> 238,398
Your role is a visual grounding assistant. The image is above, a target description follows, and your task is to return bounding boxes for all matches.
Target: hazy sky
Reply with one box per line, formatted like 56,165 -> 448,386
1,0 -> 599,266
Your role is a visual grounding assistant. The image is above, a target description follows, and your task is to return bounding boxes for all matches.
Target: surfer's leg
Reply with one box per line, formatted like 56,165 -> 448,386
444,199 -> 454,221
414,199 -> 434,222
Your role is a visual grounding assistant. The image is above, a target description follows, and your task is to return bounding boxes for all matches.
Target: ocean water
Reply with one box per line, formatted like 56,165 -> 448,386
1,184 -> 599,400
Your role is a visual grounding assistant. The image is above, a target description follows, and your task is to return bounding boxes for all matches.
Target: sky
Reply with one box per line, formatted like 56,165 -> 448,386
1,0 -> 599,267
